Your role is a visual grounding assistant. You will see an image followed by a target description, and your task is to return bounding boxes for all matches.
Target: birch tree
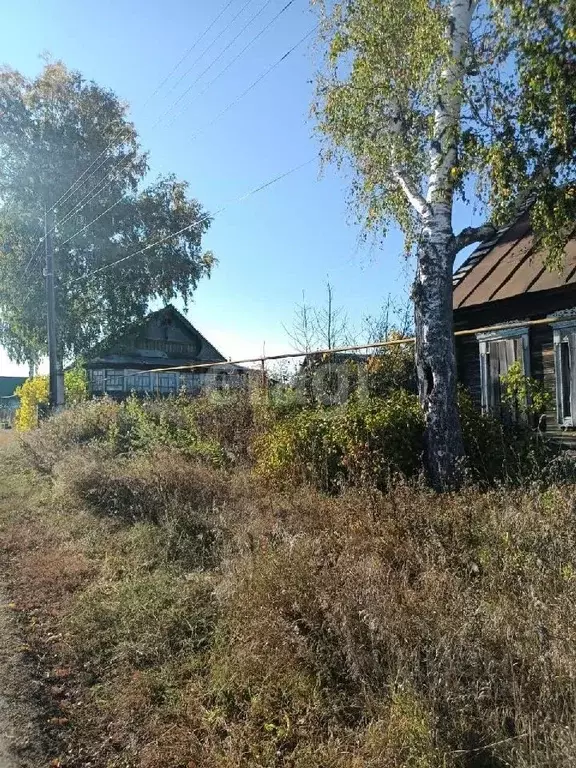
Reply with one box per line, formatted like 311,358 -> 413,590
0,62 -> 213,367
314,0 -> 576,487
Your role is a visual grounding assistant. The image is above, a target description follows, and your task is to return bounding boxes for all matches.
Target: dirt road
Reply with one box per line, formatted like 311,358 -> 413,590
0,595 -> 19,767
0,587 -> 42,768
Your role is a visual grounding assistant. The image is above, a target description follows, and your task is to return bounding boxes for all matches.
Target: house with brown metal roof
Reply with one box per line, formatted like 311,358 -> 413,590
454,211 -> 576,441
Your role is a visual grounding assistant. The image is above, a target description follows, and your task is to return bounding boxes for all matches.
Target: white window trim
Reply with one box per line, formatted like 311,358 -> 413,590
551,318 -> 576,428
477,327 -> 530,415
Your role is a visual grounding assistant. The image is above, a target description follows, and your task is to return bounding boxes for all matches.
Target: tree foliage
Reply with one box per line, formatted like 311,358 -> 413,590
0,62 -> 214,366
314,0 -> 576,487
314,0 -> 576,255
14,361 -> 89,431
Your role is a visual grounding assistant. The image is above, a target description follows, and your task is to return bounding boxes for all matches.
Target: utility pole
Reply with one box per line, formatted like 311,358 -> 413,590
44,208 -> 64,409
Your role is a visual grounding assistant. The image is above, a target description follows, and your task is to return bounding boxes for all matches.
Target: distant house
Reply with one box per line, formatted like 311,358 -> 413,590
0,376 -> 27,425
453,210 -> 576,441
85,305 -> 249,397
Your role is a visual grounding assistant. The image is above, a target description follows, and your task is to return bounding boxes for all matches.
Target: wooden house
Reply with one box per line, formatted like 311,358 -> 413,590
85,305 -> 248,397
454,211 -> 576,441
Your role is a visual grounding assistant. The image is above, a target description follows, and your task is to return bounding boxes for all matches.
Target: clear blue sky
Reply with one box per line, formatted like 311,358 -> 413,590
0,0 -> 479,374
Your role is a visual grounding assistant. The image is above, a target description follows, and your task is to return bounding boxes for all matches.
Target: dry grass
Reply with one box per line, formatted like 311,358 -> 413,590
0,429 -> 16,448
2,402 -> 576,766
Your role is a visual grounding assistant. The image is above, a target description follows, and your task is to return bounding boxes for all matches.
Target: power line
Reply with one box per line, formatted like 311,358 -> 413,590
159,0 -> 257,103
58,196 -> 125,248
51,0 -> 294,241
152,0 -> 282,131
45,0 -> 256,218
182,25 -> 317,142
71,158 -> 314,283
59,26 -> 316,248
141,0 -> 238,109
55,164 -> 125,232
164,0 -> 300,131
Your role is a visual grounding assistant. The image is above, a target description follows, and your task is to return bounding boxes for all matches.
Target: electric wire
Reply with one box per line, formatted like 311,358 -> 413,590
51,0 -> 297,240
45,0 -> 256,218
158,0 -> 292,131
59,25 -> 315,247
71,158 -> 314,283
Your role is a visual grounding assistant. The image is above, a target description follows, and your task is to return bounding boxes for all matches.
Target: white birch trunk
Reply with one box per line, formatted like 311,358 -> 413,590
414,205 -> 462,488
414,0 -> 475,487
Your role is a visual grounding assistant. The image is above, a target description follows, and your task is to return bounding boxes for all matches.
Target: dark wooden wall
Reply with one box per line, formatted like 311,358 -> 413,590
456,320 -> 576,445
456,336 -> 481,406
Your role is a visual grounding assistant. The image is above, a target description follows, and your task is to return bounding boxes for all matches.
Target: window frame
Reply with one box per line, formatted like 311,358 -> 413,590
90,369 -> 105,393
105,369 -> 125,392
552,318 -> 576,428
477,327 -> 530,416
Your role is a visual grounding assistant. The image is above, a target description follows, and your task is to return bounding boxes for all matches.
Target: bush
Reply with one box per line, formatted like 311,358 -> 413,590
20,397 -> 121,473
55,447 -> 229,569
255,390 -> 424,491
108,394 -> 228,466
363,339 -> 416,398
459,388 -> 555,485
6,399 -> 576,766
14,375 -> 49,431
15,362 -> 89,431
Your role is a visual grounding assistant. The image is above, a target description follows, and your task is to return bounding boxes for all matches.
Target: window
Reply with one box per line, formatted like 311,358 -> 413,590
90,369 -> 104,393
553,321 -> 576,427
158,373 -> 178,394
478,329 -> 529,418
133,372 -> 151,392
105,369 -> 124,392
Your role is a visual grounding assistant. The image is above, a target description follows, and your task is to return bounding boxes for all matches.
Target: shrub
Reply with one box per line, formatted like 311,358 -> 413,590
363,337 -> 416,398
15,362 -> 89,431
20,397 -> 121,473
459,388 -> 555,485
255,390 -> 424,490
108,394 -> 227,466
14,375 -> 49,431
55,448 -> 229,569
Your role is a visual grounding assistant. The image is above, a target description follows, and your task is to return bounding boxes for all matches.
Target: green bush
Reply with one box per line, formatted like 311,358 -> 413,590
459,388 -> 555,485
255,390 -> 424,491
20,397 -> 122,473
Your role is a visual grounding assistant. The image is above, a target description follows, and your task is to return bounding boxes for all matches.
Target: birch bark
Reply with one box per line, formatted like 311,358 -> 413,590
410,0 -> 475,487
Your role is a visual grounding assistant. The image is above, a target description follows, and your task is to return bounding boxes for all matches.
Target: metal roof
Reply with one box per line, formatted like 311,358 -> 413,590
453,213 -> 576,310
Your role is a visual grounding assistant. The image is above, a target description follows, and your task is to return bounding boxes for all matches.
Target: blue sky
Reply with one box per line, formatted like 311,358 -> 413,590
0,0 -> 478,375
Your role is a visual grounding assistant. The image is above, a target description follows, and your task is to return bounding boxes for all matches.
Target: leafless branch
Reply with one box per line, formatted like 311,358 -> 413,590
454,221 -> 497,251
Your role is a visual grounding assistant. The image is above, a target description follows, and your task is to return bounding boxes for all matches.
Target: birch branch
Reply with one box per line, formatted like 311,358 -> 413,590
392,168 -> 431,219
454,221 -> 497,251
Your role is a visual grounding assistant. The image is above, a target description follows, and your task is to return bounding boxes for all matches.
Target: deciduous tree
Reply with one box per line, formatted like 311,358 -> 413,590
0,62 -> 213,367
314,0 -> 576,487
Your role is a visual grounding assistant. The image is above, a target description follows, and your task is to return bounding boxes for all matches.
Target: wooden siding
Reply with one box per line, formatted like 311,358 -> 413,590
528,325 -> 555,431
456,336 -> 481,407
456,322 -> 576,445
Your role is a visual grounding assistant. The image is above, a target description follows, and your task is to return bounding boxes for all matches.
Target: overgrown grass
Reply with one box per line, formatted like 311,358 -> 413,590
0,393 -> 575,766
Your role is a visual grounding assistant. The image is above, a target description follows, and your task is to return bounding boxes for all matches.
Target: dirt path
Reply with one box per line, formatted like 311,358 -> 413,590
0,587 -> 43,768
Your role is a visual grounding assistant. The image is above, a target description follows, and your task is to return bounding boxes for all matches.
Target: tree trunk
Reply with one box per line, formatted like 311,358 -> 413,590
414,208 -> 464,489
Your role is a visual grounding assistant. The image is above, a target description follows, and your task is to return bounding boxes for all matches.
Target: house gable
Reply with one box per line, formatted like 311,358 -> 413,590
86,305 -> 226,367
